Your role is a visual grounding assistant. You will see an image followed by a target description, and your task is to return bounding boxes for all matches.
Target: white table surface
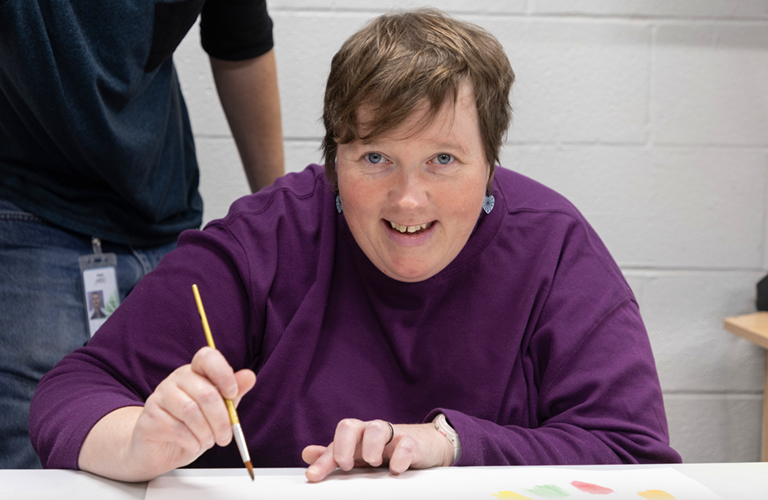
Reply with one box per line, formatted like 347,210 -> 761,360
3,463 -> 767,500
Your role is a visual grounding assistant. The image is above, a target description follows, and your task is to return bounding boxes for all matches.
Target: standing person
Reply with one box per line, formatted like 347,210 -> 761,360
0,0 -> 284,469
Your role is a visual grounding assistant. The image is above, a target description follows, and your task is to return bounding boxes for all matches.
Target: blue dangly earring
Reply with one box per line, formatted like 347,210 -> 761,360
482,194 -> 495,214
335,194 -> 343,213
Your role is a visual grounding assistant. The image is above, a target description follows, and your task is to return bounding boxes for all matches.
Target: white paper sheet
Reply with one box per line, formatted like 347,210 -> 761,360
146,466 -> 722,500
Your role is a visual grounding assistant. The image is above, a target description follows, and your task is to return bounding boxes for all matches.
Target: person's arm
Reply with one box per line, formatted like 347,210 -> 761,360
300,295 -> 680,482
78,348 -> 255,482
211,49 -> 284,192
29,219 -> 263,475
434,299 -> 681,467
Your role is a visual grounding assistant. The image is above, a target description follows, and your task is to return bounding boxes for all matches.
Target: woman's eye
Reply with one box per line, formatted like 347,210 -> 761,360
434,153 -> 454,165
365,153 -> 385,164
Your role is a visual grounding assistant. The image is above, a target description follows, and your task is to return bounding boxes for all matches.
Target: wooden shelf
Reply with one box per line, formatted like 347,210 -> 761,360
724,312 -> 768,350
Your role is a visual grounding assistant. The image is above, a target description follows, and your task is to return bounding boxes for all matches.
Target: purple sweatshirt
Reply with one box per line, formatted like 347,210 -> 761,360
30,164 -> 681,469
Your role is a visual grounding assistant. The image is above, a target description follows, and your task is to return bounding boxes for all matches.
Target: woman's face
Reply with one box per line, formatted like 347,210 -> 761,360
336,82 -> 490,283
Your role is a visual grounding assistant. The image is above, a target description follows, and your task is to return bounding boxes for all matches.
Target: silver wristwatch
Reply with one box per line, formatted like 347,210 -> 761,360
433,413 -> 462,463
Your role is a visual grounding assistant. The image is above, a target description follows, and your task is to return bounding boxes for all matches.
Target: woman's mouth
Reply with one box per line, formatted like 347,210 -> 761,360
387,220 -> 434,235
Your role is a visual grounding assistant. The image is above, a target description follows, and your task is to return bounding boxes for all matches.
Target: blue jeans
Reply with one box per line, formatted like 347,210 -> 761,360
0,200 -> 177,468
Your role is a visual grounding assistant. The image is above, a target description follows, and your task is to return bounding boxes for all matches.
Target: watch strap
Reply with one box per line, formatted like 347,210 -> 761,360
433,413 -> 461,464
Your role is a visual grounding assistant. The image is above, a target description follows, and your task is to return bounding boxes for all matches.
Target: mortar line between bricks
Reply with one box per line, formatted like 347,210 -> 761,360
620,267 -> 767,273
269,6 -> 768,24
197,136 -> 768,151
663,392 -> 763,398
269,8 -> 768,25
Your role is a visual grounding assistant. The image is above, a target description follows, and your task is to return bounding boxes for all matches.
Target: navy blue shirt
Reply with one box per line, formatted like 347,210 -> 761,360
0,0 -> 273,246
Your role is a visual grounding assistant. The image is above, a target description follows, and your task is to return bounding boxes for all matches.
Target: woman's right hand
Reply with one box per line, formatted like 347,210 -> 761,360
78,346 -> 256,481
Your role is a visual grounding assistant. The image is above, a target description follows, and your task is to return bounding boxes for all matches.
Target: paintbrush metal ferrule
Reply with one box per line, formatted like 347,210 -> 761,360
232,422 -> 250,463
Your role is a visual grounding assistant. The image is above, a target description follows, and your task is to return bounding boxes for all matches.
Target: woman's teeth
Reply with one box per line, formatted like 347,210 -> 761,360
389,221 -> 429,233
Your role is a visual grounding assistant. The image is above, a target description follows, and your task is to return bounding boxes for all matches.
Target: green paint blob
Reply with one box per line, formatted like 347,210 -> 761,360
525,484 -> 570,499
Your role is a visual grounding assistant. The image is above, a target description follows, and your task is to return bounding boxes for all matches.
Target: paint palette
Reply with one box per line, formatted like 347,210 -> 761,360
493,477 -> 684,499
147,466 -> 721,500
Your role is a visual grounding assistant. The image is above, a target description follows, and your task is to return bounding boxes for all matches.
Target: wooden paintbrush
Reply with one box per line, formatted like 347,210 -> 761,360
192,284 -> 254,481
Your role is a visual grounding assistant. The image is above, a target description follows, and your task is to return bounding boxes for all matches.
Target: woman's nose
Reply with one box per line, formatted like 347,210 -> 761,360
389,170 -> 428,211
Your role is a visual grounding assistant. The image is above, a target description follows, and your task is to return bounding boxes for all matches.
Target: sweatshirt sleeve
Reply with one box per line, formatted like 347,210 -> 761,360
29,223 -> 261,469
428,299 -> 681,466
428,212 -> 681,467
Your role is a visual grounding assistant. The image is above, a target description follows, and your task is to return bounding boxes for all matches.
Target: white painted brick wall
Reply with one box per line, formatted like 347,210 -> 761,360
505,146 -> 767,269
653,24 -> 768,146
176,0 -> 768,463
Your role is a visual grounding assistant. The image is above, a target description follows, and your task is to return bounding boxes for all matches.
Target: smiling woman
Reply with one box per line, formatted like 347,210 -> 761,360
336,82 -> 488,282
30,8 -> 681,484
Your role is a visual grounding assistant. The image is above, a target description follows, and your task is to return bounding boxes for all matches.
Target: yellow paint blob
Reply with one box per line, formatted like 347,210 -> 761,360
493,491 -> 534,499
637,490 -> 677,500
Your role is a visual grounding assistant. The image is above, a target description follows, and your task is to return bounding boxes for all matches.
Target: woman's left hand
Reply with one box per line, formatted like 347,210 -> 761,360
301,419 -> 454,482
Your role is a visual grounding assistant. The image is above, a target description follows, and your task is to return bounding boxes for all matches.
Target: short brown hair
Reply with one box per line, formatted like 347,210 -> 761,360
322,8 -> 515,193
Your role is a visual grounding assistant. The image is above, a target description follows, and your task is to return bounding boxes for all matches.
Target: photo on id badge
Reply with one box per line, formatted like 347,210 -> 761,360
83,266 -> 119,336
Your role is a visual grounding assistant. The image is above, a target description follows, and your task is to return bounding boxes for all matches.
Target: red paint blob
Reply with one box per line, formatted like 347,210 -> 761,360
571,481 -> 614,495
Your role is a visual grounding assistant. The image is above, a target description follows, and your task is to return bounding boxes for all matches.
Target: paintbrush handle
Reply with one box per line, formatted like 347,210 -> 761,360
225,399 -> 240,425
192,284 -> 216,349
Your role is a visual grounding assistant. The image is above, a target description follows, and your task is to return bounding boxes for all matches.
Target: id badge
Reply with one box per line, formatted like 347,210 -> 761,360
79,240 -> 120,337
